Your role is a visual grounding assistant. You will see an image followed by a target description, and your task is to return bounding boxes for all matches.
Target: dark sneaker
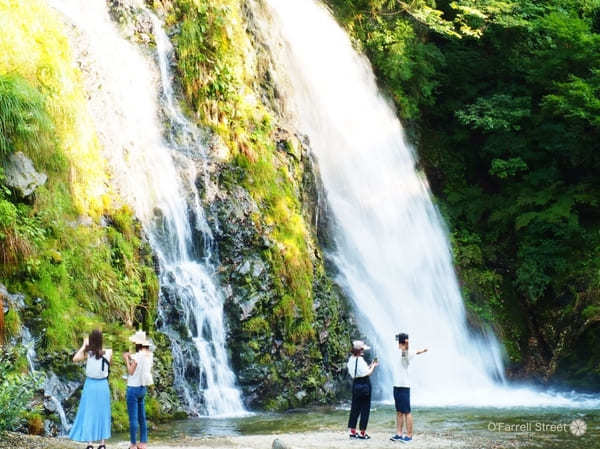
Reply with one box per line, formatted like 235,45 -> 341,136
403,436 -> 412,443
357,434 -> 371,440
390,434 -> 403,442
349,433 -> 358,439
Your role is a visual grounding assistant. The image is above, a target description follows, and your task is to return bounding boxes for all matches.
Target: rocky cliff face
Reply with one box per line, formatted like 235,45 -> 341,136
107,0 -> 359,410
201,131 -> 356,409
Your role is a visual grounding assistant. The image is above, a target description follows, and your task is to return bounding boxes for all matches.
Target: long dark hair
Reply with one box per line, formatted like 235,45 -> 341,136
85,329 -> 104,360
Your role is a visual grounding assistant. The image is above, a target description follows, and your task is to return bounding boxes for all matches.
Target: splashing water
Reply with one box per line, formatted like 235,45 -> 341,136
48,0 -> 245,416
22,328 -> 77,434
260,0 -> 600,408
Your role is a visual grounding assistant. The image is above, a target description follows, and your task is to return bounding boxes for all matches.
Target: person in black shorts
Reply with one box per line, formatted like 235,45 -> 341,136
390,333 -> 428,443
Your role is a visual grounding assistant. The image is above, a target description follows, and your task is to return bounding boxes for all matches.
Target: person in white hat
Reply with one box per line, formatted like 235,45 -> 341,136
123,330 -> 154,449
346,340 -> 378,439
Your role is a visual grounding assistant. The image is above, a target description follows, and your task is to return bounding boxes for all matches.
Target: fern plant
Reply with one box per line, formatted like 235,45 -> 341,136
0,74 -> 53,160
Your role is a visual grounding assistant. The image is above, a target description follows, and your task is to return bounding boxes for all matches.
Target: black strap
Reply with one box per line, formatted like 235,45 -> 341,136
101,356 -> 111,377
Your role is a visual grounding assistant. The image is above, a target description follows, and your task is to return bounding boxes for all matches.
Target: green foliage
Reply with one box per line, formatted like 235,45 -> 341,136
3,308 -> 22,339
455,94 -> 530,131
489,158 -> 528,179
0,74 -> 54,159
0,346 -> 43,432
0,0 -> 159,359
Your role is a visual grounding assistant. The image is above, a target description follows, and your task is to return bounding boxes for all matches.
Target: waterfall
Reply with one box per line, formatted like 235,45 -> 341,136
260,0 -> 600,408
21,328 -> 78,435
48,0 -> 245,416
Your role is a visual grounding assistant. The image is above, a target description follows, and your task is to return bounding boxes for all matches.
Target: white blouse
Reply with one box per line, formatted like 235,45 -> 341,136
127,351 -> 154,387
85,350 -> 111,379
347,355 -> 370,378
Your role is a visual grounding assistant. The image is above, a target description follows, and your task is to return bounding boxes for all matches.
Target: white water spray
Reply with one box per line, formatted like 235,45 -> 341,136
48,0 -> 245,416
262,0 -> 600,408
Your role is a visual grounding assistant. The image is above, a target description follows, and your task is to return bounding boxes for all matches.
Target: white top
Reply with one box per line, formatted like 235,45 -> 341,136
85,350 -> 112,379
393,350 -> 415,387
347,355 -> 370,378
127,351 -> 154,387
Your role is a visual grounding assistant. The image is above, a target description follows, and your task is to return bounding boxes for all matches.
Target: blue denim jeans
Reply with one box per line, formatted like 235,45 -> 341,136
126,386 -> 147,444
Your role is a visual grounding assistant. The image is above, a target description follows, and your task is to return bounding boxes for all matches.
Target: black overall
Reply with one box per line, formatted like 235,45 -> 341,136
347,358 -> 371,431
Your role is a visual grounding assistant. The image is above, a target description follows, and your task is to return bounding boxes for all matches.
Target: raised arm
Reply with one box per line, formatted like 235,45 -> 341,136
366,360 -> 379,376
72,337 -> 89,362
416,348 -> 428,355
123,352 -> 137,375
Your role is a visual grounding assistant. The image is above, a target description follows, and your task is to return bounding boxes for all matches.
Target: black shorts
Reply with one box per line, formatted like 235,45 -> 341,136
393,387 -> 411,413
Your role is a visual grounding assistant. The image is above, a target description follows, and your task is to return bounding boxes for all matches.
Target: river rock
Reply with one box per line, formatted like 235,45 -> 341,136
272,438 -> 290,449
3,152 -> 47,197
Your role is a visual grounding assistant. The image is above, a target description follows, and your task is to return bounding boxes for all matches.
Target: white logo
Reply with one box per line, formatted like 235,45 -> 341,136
569,419 -> 587,437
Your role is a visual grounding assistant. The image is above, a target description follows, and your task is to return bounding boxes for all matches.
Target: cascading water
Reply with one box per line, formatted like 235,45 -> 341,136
48,0 -> 245,416
261,0 -> 600,408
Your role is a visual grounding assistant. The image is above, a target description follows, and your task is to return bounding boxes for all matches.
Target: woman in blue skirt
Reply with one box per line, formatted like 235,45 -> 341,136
69,329 -> 112,449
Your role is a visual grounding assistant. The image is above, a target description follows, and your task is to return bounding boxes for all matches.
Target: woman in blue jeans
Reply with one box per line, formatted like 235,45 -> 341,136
123,331 -> 154,449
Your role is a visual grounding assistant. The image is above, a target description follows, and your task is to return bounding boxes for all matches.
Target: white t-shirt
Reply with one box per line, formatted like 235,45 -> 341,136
347,355 -> 370,378
127,351 -> 154,387
85,350 -> 112,379
393,350 -> 415,387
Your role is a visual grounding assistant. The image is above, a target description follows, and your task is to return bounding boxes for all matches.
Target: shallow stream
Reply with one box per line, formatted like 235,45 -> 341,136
110,404 -> 599,448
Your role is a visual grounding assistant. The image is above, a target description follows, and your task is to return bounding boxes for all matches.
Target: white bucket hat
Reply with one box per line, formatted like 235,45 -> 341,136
129,330 -> 151,346
352,340 -> 370,351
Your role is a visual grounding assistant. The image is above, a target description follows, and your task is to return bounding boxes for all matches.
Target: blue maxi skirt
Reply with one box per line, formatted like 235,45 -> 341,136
69,378 -> 111,442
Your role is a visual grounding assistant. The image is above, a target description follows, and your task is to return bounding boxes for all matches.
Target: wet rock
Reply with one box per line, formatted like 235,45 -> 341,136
0,283 -> 26,312
295,390 -> 307,401
43,372 -> 81,414
208,133 -> 231,162
238,260 -> 252,276
240,294 -> 261,320
108,0 -> 154,45
252,259 -> 266,277
272,438 -> 290,449
275,128 -> 302,161
3,151 -> 47,197
322,380 -> 336,395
